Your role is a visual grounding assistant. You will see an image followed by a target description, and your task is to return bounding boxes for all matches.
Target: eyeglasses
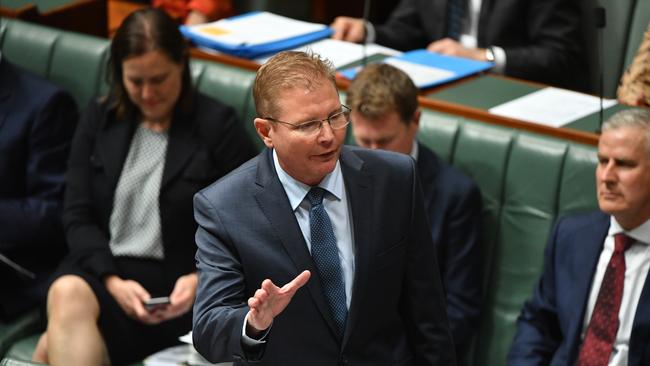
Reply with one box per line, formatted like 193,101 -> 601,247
263,105 -> 351,136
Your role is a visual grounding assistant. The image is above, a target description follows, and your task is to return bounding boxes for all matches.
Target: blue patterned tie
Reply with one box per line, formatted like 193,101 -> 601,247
446,0 -> 466,40
307,187 -> 347,335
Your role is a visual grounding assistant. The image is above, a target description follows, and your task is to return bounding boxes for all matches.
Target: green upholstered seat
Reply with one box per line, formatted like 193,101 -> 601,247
191,59 -> 256,122
0,357 -> 44,366
0,18 -> 59,77
0,311 -> 41,359
0,0 -> 75,13
191,58 -> 263,151
49,31 -> 109,108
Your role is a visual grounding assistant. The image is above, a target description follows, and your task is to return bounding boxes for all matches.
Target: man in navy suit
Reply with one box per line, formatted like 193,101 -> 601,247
346,63 -> 482,357
192,51 -> 455,365
508,109 -> 650,365
0,55 -> 78,320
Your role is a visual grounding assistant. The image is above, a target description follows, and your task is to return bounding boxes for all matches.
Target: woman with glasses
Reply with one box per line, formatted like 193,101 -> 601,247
32,8 -> 257,365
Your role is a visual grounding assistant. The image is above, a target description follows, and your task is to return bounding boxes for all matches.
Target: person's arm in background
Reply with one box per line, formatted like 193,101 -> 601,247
0,88 -> 77,252
331,0 -> 430,50
499,0 -> 583,87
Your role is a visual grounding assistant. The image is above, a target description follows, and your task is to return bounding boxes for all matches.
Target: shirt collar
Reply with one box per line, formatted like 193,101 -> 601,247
608,216 -> 650,246
273,149 -> 344,211
410,139 -> 419,160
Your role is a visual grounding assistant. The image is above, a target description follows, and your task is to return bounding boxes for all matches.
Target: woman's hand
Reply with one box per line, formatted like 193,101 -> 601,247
104,275 -> 164,324
155,273 -> 198,321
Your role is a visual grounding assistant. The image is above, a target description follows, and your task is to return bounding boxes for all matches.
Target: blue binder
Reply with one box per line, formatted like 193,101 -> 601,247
340,49 -> 493,89
180,12 -> 333,59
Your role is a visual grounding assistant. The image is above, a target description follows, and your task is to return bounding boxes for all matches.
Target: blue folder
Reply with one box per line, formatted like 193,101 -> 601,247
340,49 -> 493,89
180,12 -> 333,59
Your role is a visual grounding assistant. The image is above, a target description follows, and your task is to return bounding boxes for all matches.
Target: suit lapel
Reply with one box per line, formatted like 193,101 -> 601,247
95,113 -> 135,192
339,148 -> 374,347
253,149 -> 341,339
566,213 -> 610,363
161,110 -> 198,190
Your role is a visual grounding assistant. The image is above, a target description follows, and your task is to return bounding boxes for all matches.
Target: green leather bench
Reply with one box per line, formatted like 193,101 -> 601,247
1,17 -> 600,366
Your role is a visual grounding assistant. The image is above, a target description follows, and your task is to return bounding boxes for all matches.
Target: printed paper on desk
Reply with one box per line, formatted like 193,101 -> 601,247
489,87 -> 618,127
190,12 -> 327,47
384,58 -> 455,89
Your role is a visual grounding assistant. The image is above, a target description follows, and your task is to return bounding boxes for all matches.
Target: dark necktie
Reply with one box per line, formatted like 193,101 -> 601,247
307,187 -> 347,335
446,0 -> 466,40
577,233 -> 634,366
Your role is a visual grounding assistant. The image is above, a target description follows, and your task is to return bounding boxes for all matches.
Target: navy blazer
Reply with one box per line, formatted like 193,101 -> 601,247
508,211 -> 650,365
374,0 -> 589,91
417,143 -> 482,353
62,92 -> 257,285
0,59 -> 77,318
193,147 -> 455,366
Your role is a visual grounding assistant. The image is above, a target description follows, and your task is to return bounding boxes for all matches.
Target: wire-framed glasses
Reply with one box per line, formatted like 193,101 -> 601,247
263,105 -> 351,136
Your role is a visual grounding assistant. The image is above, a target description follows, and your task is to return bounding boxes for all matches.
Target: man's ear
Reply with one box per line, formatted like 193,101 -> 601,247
254,118 -> 274,148
412,109 -> 421,128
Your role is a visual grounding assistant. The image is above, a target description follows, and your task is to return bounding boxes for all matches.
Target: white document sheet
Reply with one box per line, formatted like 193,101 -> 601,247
255,38 -> 402,68
383,58 -> 455,88
489,87 -> 618,127
190,12 -> 327,47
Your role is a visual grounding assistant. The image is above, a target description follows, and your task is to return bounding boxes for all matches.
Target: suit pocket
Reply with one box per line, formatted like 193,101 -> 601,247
374,237 -> 406,271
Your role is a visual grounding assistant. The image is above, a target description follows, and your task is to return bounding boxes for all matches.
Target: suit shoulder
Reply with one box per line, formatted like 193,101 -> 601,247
197,154 -> 259,202
555,210 -> 609,233
345,145 -> 415,173
11,64 -> 73,105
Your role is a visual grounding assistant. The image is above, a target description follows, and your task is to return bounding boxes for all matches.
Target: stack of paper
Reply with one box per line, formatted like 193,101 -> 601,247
489,87 -> 618,127
340,49 -> 493,89
181,12 -> 332,59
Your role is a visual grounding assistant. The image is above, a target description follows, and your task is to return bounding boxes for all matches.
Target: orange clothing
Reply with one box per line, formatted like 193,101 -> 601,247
152,0 -> 233,22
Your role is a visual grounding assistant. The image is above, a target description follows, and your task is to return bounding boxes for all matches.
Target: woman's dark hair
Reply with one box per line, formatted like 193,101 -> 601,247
108,8 -> 193,119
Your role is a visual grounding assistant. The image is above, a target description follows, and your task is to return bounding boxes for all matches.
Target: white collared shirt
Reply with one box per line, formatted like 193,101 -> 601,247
273,150 -> 356,308
580,217 -> 650,365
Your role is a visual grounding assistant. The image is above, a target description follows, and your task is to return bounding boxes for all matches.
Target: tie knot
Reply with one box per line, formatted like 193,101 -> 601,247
614,233 -> 634,253
307,187 -> 326,206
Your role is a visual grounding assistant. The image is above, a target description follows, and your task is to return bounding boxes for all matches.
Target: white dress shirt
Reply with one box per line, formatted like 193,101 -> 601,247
580,217 -> 650,365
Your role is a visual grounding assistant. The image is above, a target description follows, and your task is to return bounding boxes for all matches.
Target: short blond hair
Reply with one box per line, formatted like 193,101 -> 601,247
253,51 -> 337,118
346,63 -> 418,124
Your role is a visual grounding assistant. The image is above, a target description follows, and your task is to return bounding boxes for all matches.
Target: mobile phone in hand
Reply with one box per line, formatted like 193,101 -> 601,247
144,296 -> 170,311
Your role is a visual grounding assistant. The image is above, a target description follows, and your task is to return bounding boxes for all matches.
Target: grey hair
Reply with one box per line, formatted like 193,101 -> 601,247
602,109 -> 650,159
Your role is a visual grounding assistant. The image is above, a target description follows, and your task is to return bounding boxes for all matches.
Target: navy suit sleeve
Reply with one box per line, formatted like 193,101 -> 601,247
501,0 -> 583,87
403,158 -> 457,366
0,90 -> 77,251
441,180 -> 482,349
508,218 -> 564,364
193,190 -> 254,363
374,0 -> 433,51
